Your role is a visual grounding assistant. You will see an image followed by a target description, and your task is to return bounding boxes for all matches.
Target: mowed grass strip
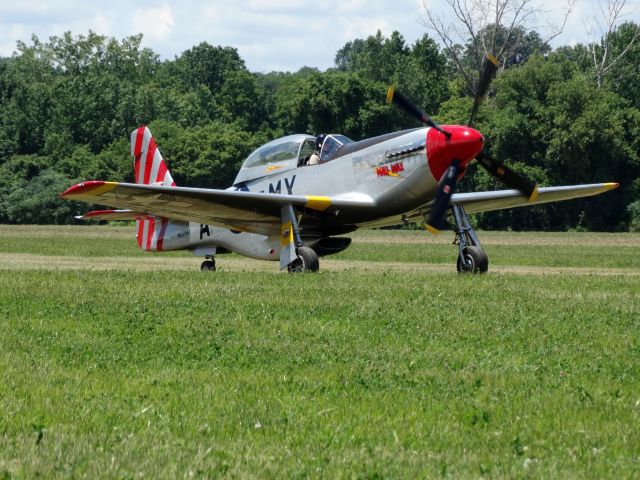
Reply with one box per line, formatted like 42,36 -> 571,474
1,225 -> 639,270
1,226 -> 639,477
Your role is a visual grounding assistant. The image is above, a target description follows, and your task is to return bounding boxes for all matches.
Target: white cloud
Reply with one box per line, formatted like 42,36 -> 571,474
0,24 -> 28,56
2,0 -> 638,69
0,2 -> 53,17
131,4 -> 174,42
92,13 -> 114,37
245,0 -> 307,12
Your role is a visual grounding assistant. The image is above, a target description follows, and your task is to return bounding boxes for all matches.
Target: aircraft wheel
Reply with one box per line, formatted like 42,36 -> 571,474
200,259 -> 216,271
456,246 -> 488,274
288,246 -> 319,273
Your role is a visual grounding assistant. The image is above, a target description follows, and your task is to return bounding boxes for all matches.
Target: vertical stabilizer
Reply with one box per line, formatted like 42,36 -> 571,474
131,126 -> 176,187
131,126 -> 175,251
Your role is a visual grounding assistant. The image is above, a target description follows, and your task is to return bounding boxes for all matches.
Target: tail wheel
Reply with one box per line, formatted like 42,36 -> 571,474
200,259 -> 216,271
457,246 -> 488,274
287,246 -> 320,273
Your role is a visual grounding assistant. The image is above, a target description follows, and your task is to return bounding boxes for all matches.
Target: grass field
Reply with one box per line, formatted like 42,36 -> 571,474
1,225 -> 639,478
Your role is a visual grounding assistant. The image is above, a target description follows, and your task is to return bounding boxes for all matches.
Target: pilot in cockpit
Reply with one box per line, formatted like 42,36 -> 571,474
307,134 -> 325,165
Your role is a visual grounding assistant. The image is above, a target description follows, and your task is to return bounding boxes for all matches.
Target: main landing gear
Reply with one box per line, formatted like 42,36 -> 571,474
451,204 -> 488,274
281,204 -> 321,273
287,246 -> 320,273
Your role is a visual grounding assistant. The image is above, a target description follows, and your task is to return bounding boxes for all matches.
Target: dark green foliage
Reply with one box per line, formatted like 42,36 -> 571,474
628,201 -> 640,231
334,31 -> 450,130
602,22 -> 640,110
0,26 -> 638,229
272,70 -> 390,138
1,168 -> 84,224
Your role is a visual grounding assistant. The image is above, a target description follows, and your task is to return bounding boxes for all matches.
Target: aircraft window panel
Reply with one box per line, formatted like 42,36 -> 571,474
320,136 -> 343,160
298,139 -> 316,165
243,135 -> 313,169
331,135 -> 353,145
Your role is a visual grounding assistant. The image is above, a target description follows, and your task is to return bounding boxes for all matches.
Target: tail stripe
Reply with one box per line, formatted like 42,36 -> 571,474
136,219 -> 144,248
145,217 -> 156,251
156,218 -> 169,251
133,127 -> 145,158
143,138 -> 158,185
137,129 -> 152,184
156,162 -> 168,185
133,128 -> 145,183
141,218 -> 150,250
134,160 -> 140,183
148,146 -> 163,184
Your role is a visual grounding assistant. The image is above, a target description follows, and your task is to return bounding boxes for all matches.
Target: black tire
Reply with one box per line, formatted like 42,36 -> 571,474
200,259 -> 216,271
456,246 -> 488,274
287,246 -> 320,273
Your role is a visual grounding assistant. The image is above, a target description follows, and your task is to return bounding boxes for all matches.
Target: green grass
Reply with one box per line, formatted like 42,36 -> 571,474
1,226 -> 639,478
335,242 -> 640,268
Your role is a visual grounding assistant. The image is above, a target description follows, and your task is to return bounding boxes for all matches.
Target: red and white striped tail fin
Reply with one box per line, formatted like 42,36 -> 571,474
136,215 -> 170,252
131,126 -> 174,251
131,126 -> 176,186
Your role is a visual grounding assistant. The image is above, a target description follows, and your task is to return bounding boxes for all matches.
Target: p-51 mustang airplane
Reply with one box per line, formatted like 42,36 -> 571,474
61,57 -> 618,273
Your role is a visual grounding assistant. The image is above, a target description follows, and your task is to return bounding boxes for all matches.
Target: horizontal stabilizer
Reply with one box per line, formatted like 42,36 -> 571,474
76,209 -> 143,221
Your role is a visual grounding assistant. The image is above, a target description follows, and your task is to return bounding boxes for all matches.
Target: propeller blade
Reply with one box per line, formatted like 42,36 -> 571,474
468,54 -> 499,128
475,152 -> 539,202
425,159 -> 460,234
466,56 -> 538,201
387,86 -> 450,137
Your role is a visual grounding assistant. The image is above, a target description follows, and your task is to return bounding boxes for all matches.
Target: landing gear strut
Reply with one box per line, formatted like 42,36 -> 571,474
451,204 -> 488,274
281,204 -> 320,273
200,256 -> 216,271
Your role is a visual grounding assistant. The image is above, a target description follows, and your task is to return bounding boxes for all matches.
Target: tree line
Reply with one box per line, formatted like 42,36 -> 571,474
0,26 -> 638,230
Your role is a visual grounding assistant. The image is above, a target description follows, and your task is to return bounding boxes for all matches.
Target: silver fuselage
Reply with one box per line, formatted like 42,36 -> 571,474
152,128 -> 440,260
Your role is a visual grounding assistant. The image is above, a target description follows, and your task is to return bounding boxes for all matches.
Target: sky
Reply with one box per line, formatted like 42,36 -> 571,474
1,0 -> 639,72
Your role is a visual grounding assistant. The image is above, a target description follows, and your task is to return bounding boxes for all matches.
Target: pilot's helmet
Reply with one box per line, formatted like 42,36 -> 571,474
315,134 -> 326,150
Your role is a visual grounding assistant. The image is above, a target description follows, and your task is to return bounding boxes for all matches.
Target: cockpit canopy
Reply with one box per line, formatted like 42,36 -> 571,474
242,135 -> 314,169
233,133 -> 353,186
318,134 -> 352,160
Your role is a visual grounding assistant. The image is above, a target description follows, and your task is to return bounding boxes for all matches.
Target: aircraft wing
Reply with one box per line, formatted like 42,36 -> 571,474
449,183 -> 618,214
61,181 -> 375,236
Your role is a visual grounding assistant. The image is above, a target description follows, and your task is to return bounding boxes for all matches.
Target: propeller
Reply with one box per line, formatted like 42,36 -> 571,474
386,53 -> 538,233
386,86 -> 450,137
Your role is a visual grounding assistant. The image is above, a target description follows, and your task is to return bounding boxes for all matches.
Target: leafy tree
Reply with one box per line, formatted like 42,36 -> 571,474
4,169 -> 83,224
170,43 -> 245,92
272,70 -> 396,138
602,22 -> 640,108
334,31 -> 450,115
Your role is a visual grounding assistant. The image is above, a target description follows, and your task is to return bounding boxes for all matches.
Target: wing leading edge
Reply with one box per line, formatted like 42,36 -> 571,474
449,183 -> 619,214
61,181 -> 375,236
